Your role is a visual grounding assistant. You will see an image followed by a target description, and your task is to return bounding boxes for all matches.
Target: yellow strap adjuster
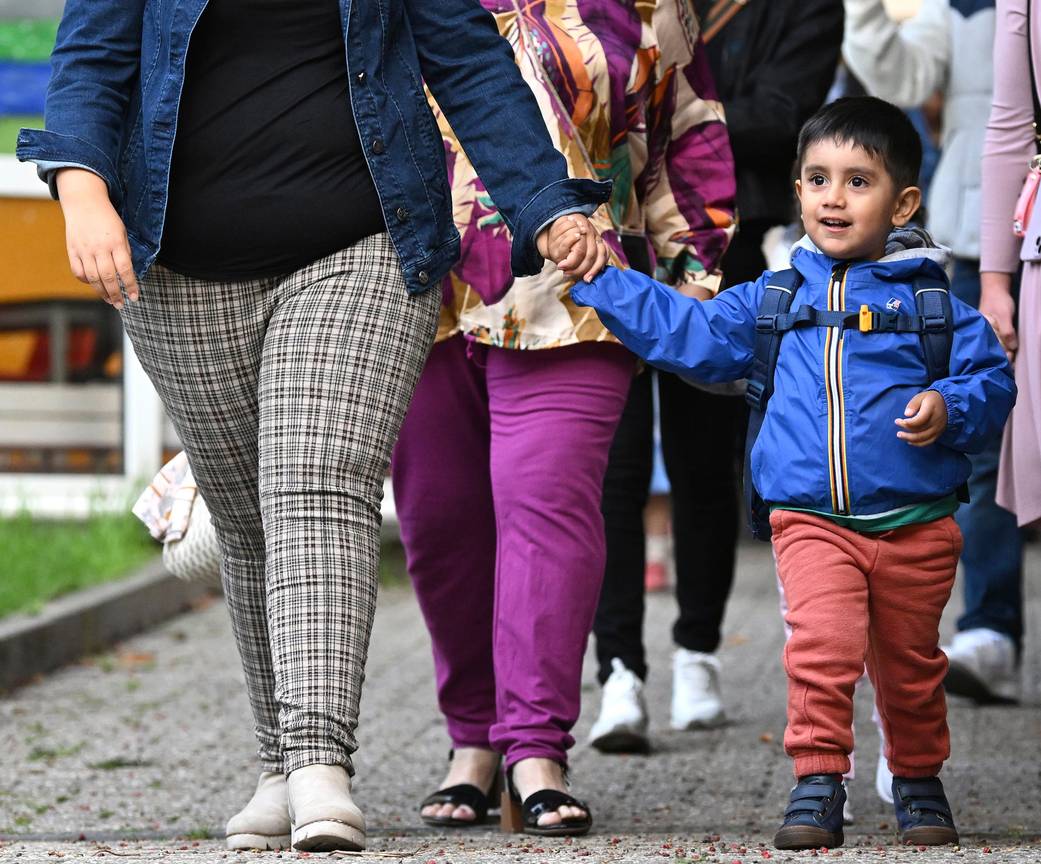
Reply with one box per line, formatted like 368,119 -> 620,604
859,304 -> 873,333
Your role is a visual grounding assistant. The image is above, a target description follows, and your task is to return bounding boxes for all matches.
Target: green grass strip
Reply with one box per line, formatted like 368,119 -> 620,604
0,20 -> 59,62
0,115 -> 40,154
0,512 -> 158,619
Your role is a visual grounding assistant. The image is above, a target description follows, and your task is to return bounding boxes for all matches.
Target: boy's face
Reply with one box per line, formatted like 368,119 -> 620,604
795,139 -> 921,262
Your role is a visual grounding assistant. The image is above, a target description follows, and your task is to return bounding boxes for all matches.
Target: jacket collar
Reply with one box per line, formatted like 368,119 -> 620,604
787,227 -> 952,284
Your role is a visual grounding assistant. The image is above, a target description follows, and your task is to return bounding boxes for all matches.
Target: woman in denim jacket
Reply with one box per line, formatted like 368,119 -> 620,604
17,0 -> 610,853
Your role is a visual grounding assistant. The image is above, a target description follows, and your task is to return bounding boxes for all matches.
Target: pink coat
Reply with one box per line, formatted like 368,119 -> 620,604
981,0 -> 1041,526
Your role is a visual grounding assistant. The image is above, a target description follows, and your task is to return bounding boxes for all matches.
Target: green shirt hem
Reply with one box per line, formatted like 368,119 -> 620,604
771,496 -> 960,533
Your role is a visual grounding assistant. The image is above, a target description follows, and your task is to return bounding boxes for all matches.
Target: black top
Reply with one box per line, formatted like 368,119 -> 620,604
158,0 -> 385,281
693,0 -> 844,226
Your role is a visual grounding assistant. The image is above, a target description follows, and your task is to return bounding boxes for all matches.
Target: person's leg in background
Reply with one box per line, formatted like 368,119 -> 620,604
589,368 -> 655,752
943,258 -> 1024,703
659,221 -> 766,730
588,233 -> 657,754
659,373 -> 742,729
486,342 -> 633,824
391,334 -> 501,824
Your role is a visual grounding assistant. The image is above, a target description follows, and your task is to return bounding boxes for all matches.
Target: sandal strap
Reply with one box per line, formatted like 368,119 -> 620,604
420,783 -> 490,819
523,789 -> 589,824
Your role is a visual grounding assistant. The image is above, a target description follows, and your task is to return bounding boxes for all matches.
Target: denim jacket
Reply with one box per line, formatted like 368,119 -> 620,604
15,0 -> 611,293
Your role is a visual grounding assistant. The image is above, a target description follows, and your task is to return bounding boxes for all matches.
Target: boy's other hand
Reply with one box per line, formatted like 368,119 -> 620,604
537,214 -> 609,283
895,390 -> 948,447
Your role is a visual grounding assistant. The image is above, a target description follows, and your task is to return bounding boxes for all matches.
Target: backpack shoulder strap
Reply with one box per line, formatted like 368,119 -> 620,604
913,273 -> 953,384
913,273 -> 969,503
744,268 -> 803,540
746,268 -> 803,412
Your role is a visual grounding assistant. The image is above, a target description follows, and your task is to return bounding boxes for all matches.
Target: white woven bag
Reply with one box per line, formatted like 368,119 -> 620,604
161,493 -> 223,587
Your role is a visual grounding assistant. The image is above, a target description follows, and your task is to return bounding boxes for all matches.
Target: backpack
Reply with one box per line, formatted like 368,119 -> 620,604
743,267 -> 956,541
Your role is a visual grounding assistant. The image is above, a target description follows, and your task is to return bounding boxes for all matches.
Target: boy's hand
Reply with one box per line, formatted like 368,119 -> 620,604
895,390 -> 948,447
537,214 -> 609,283
675,283 -> 713,301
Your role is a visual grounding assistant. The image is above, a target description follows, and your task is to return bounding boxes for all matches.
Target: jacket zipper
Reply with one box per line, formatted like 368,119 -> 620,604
824,263 -> 851,514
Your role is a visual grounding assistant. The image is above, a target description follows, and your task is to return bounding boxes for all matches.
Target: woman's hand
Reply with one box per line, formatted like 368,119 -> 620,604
980,271 -> 1017,362
56,168 -> 139,309
537,214 -> 609,283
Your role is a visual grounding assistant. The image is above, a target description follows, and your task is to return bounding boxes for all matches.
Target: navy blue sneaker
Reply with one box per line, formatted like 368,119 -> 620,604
892,776 -> 959,845
773,774 -> 845,850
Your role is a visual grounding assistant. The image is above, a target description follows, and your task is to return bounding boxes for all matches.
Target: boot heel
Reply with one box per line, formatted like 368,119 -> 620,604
500,788 -> 524,833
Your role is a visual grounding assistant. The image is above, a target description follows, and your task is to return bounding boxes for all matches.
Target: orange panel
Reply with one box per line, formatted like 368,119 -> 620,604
0,331 -> 37,376
0,198 -> 98,304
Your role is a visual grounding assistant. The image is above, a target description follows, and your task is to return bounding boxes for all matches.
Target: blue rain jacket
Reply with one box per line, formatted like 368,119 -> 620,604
14,0 -> 610,293
573,241 -> 1017,517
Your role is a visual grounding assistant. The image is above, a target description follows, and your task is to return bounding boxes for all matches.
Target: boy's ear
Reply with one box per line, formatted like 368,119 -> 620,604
891,185 -> 922,227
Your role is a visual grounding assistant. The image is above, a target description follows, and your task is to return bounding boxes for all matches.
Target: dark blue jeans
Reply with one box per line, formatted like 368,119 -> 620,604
949,258 -> 1024,653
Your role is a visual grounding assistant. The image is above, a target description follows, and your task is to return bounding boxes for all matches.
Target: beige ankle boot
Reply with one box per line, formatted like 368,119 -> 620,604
287,764 -> 366,852
225,772 -> 291,850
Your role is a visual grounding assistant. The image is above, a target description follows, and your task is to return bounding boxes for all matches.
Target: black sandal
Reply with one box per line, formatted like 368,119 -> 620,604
500,766 -> 593,837
419,751 -> 502,828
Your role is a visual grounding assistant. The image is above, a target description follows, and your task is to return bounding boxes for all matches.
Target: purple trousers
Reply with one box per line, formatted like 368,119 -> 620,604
392,335 -> 633,766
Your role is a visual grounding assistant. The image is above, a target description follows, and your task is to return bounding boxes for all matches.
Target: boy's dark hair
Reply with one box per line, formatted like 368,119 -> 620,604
796,96 -> 922,191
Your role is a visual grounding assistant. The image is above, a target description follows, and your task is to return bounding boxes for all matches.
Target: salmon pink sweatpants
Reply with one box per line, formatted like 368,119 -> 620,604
769,509 -> 961,780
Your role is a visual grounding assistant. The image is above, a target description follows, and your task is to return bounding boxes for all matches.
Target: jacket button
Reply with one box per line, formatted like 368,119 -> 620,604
356,71 -> 366,83
371,138 -> 385,155
395,206 -> 409,222
417,271 -> 430,285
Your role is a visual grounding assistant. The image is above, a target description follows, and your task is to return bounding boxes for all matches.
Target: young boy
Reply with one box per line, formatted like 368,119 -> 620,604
572,97 -> 1016,850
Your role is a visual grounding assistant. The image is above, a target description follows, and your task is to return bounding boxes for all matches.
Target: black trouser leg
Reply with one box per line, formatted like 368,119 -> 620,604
594,368 -> 653,684
661,373 -> 744,653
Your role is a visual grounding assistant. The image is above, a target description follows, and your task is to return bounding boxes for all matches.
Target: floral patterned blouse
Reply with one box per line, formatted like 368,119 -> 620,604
431,0 -> 736,349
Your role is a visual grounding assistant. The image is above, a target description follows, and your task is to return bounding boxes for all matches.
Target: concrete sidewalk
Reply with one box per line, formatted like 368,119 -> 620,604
0,543 -> 1038,863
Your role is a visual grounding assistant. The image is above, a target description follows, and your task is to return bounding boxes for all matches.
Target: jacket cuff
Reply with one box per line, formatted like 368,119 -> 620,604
931,382 -> 965,449
16,128 -> 122,206
511,178 -> 612,276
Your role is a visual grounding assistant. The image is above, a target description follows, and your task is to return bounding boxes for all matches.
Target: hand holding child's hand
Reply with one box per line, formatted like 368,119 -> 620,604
537,214 -> 609,283
895,390 -> 948,447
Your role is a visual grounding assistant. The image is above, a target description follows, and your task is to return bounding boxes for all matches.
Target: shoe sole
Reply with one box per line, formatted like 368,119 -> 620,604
900,826 -> 959,846
226,833 -> 291,851
420,814 -> 491,828
292,820 -> 365,852
522,821 -> 592,838
589,729 -> 650,754
774,826 -> 843,850
944,662 -> 1018,705
671,713 -> 726,731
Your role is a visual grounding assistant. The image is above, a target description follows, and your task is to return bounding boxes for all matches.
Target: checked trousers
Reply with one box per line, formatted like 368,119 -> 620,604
122,234 -> 440,774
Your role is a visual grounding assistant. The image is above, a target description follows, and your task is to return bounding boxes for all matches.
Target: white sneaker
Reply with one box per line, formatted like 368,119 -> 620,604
841,780 -> 854,825
287,764 -> 366,852
875,750 -> 894,805
872,703 -> 894,805
942,628 -> 1019,704
226,772 -> 291,851
671,648 -> 726,730
588,658 -> 650,753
